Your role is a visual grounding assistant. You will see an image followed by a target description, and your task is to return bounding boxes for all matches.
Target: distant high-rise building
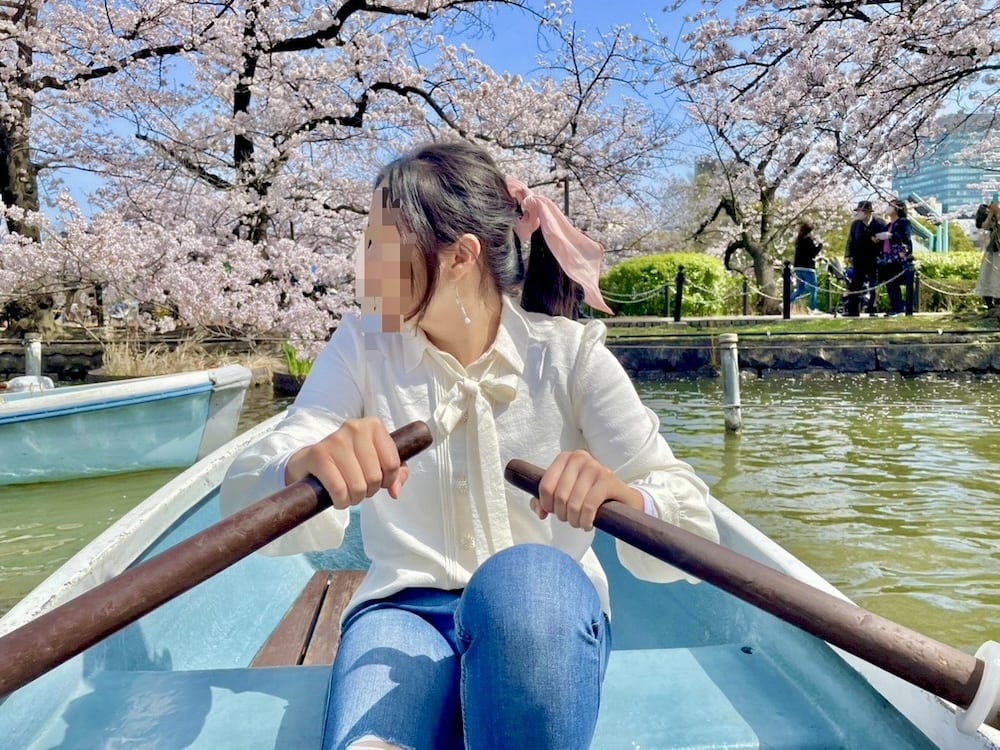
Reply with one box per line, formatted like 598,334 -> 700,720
892,114 -> 999,214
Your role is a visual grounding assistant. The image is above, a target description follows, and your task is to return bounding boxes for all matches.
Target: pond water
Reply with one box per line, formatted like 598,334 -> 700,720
1,376 -> 997,653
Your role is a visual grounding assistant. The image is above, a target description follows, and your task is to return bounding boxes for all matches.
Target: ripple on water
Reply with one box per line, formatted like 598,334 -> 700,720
639,375 -> 1000,651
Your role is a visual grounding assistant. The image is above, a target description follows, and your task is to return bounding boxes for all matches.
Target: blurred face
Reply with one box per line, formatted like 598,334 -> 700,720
862,208 -> 873,221
356,187 -> 426,334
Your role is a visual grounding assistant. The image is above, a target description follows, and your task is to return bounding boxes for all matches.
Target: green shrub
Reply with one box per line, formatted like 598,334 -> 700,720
910,251 -> 983,313
912,251 -> 981,281
598,253 -> 738,317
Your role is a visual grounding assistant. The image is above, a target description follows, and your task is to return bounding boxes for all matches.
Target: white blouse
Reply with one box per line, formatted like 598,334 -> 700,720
220,296 -> 719,616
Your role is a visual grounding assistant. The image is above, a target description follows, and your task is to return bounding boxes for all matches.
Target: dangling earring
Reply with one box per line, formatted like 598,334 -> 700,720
455,287 -> 471,325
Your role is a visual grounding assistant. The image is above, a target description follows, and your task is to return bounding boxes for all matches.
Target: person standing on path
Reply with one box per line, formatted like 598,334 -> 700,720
791,222 -> 824,314
845,201 -> 885,317
875,199 -> 913,317
975,196 -> 1000,310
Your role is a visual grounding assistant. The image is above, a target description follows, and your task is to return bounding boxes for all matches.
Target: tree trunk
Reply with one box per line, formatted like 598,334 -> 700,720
232,3 -> 269,244
0,3 -> 41,241
752,247 -> 780,314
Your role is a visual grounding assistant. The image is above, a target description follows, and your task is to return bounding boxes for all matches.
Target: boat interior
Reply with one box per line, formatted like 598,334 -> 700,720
0,492 -> 940,749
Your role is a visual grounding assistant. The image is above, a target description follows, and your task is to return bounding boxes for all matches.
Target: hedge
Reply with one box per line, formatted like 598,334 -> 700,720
598,253 -> 738,317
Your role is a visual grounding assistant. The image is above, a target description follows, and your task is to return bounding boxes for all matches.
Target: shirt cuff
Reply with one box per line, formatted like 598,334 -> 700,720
636,487 -> 658,518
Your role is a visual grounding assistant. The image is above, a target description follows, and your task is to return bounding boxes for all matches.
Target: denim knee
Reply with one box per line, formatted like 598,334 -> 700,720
455,544 -> 608,749
455,544 -> 603,649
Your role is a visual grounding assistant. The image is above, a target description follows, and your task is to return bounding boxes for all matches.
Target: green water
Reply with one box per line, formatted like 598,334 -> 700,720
1,376 -> 997,653
641,373 -> 1000,652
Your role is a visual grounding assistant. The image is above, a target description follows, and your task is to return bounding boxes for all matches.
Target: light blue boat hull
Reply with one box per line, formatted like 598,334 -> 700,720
0,418 -> 994,749
0,366 -> 251,485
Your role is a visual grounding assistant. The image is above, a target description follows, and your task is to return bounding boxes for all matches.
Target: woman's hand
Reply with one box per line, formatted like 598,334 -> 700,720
285,417 -> 409,509
531,450 -> 644,531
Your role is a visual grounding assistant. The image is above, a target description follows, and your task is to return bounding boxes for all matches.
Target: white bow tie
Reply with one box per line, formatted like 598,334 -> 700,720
429,354 -> 518,565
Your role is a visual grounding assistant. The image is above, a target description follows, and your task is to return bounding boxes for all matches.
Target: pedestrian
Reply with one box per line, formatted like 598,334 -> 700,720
875,199 -> 914,316
791,222 -> 824,314
844,201 -> 885,316
219,140 -> 720,750
975,195 -> 1000,310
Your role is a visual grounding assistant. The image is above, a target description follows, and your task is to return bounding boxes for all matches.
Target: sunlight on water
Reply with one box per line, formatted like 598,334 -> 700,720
638,374 -> 1000,651
1,377 -> 997,654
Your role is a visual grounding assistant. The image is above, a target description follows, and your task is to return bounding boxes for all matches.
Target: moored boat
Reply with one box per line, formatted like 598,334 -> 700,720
0,415 -> 997,749
0,365 -> 252,486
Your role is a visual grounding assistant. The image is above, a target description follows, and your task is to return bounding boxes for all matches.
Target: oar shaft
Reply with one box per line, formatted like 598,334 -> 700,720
0,420 -> 432,697
504,459 -> 983,711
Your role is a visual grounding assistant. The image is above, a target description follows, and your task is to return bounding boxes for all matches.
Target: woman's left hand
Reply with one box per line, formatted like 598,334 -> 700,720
531,450 -> 644,531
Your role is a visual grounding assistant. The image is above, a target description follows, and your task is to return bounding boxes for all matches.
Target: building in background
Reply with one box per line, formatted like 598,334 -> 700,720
892,114 -> 1000,215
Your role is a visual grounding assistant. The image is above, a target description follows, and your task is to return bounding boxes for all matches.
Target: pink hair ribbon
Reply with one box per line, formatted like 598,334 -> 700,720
506,176 -> 614,315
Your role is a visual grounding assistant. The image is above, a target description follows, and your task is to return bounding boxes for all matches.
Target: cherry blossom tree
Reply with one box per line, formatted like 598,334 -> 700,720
0,1 -> 672,347
651,15 -> 853,312
674,0 -> 1000,190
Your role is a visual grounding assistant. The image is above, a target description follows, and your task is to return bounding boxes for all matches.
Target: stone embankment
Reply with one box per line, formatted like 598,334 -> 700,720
608,331 -> 1000,379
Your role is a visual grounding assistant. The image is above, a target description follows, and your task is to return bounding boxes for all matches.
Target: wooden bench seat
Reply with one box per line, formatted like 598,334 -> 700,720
252,569 -> 365,667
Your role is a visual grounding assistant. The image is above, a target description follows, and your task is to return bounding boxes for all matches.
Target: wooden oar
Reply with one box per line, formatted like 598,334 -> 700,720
505,458 -> 999,730
0,420 -> 433,697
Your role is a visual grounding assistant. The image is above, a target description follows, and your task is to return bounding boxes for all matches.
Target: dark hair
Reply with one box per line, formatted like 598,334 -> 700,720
891,199 -> 907,218
796,222 -> 814,242
518,230 -> 584,318
374,140 -> 581,320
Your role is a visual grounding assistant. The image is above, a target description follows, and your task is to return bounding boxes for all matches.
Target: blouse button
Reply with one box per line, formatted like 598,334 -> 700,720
461,534 -> 476,550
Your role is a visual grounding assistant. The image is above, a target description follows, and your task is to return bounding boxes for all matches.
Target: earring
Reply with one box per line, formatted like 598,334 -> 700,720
455,287 -> 471,326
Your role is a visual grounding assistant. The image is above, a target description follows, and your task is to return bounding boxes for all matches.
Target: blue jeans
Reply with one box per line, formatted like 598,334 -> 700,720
323,544 -> 611,750
791,268 -> 818,309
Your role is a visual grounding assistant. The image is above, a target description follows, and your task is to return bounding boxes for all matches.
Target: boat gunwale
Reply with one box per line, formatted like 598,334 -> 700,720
0,365 -> 252,422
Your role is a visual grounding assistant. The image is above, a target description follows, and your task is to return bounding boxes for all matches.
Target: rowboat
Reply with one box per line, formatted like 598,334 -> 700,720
0,365 -> 252,486
0,415 -> 997,749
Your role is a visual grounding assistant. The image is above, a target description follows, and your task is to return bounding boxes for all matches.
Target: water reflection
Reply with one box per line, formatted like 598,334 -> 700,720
637,374 -> 1000,651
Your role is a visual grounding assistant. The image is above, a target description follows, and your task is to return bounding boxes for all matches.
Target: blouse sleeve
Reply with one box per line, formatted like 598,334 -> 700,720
218,316 -> 367,555
570,321 -> 720,583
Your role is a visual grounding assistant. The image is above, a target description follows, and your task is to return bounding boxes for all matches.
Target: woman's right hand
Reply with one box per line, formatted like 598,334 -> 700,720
284,417 -> 409,509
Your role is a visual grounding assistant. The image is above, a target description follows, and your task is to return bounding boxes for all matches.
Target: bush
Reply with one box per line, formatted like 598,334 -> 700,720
598,253 -> 739,317
911,251 -> 983,313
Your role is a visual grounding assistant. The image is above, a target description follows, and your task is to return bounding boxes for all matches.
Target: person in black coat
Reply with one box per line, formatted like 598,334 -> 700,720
844,201 -> 885,316
791,222 -> 823,312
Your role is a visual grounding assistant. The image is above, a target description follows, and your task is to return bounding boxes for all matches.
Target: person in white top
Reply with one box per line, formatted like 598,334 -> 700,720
221,141 -> 719,750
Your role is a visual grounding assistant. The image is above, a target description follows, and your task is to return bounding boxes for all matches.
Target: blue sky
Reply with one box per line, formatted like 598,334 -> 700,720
464,2 -> 679,77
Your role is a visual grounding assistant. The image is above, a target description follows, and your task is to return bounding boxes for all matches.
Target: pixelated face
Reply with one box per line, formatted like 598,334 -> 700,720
356,187 -> 425,333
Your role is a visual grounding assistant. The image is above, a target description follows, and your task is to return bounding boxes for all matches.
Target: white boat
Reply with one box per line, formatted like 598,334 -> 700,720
0,365 -> 252,486
0,414 -> 997,749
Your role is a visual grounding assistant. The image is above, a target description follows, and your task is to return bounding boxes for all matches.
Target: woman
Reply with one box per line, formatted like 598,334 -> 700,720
876,199 -> 913,316
220,141 -> 719,750
791,222 -> 823,313
975,197 -> 1000,310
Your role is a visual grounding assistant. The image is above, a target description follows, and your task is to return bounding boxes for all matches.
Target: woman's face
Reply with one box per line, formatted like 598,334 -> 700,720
357,187 -> 427,333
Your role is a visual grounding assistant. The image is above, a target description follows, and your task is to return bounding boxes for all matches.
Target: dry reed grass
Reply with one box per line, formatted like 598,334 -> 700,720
102,335 -> 282,385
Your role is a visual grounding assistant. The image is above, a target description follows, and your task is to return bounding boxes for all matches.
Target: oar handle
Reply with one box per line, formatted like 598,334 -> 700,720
504,459 -> 987,716
0,420 -> 433,697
